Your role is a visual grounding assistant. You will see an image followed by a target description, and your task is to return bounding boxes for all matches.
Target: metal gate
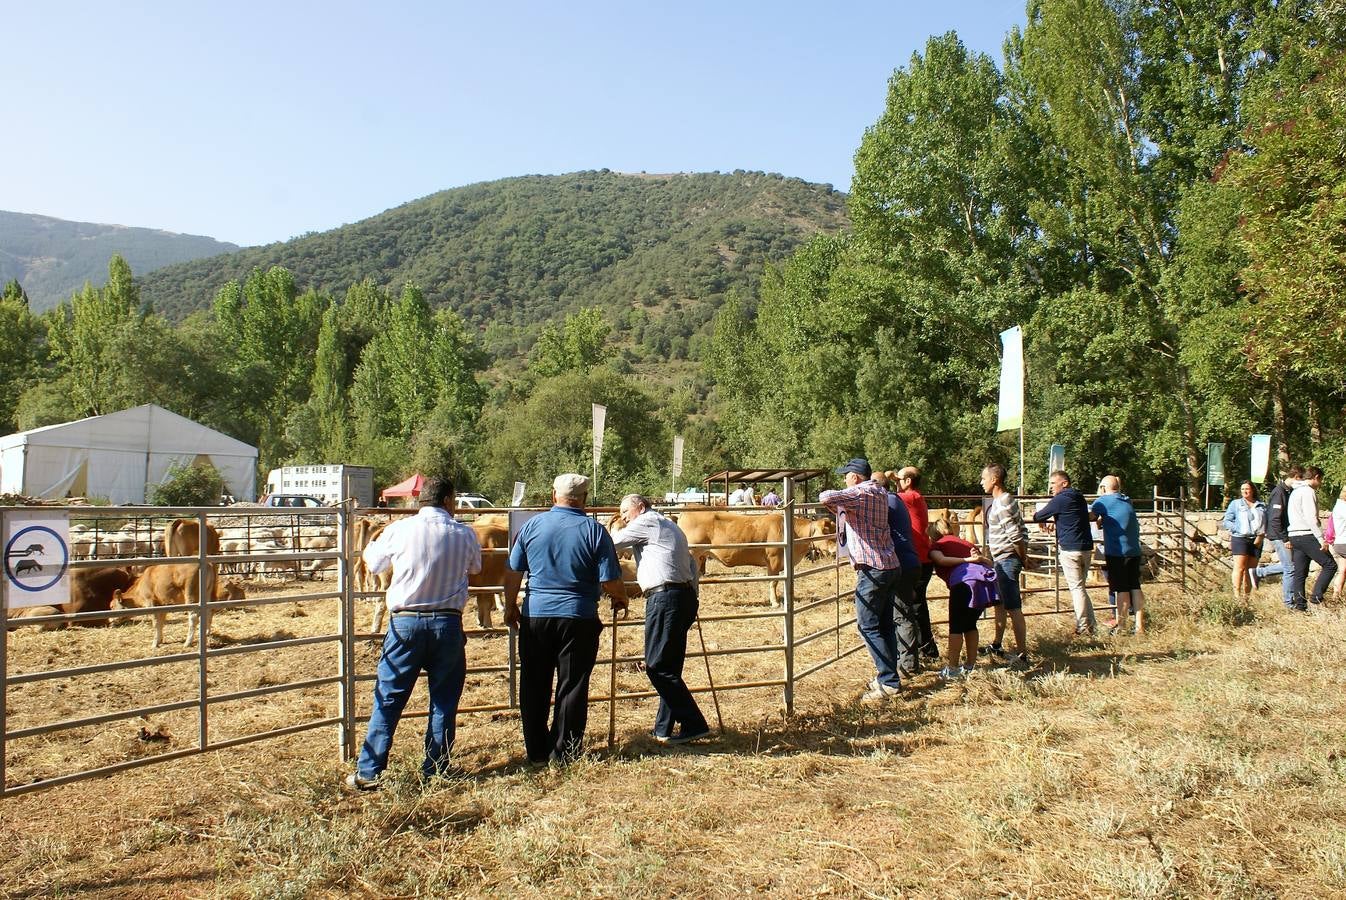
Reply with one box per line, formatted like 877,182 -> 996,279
1,485 -> 1193,798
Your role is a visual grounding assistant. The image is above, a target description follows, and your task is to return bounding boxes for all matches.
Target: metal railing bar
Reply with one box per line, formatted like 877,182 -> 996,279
7,652 -> 199,685
206,676 -> 342,706
205,634 -> 342,659
7,698 -> 200,740
794,643 -> 868,681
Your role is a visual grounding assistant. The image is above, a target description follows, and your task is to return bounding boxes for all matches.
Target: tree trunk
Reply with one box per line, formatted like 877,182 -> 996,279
1178,368 -> 1202,507
1272,385 -> 1290,473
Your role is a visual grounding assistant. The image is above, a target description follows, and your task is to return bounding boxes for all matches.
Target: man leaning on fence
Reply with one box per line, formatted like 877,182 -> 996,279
504,473 -> 628,766
1032,470 -> 1096,636
1091,475 -> 1145,635
347,474 -> 482,792
820,458 -> 903,702
611,493 -> 712,745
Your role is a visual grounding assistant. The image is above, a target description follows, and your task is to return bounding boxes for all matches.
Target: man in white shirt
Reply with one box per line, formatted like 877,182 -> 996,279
1288,465 -> 1337,610
611,494 -> 711,744
728,483 -> 756,506
347,474 -> 482,790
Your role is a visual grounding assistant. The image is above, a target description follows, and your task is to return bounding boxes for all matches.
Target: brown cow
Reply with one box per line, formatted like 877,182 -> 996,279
7,566 -> 136,631
675,511 -> 834,606
113,564 -> 210,648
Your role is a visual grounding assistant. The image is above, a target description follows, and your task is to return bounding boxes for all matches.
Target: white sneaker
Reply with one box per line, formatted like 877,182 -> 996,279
939,666 -> 963,681
861,681 -> 902,702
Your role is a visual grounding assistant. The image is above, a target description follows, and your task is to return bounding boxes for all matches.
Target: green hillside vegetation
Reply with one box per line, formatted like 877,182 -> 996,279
0,210 -> 237,311
3,2 -> 1343,506
139,171 -> 849,364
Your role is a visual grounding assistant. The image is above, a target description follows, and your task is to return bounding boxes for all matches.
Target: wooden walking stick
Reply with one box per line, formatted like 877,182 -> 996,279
695,614 -> 724,733
607,612 -> 619,752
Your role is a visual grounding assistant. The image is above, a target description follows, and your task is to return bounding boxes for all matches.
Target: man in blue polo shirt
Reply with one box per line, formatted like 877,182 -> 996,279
1032,470 -> 1096,635
1090,475 -> 1145,635
504,473 -> 628,765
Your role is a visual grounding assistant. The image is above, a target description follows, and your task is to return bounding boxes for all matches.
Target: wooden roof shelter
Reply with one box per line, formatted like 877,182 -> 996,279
702,467 -> 831,499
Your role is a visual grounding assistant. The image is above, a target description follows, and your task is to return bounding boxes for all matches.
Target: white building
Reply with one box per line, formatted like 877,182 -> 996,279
0,404 -> 257,504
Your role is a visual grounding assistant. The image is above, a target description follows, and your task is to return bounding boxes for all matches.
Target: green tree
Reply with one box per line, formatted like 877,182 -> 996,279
528,306 -> 613,378
0,279 -> 39,430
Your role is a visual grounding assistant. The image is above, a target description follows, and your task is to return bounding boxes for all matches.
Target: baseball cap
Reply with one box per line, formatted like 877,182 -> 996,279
835,458 -> 872,478
553,473 -> 590,498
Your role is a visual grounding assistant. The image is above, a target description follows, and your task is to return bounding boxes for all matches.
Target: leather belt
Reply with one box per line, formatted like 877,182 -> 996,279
648,581 -> 694,594
391,608 -> 463,617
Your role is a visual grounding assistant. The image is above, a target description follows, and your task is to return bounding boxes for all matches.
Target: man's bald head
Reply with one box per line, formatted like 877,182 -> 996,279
1100,475 -> 1121,494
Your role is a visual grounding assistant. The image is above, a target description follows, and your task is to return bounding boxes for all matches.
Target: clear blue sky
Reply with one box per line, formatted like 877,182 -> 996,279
4,1 -> 1025,247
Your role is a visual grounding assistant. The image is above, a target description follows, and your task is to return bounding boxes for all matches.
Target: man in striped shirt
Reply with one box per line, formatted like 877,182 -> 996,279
820,457 -> 902,702
348,474 -> 483,791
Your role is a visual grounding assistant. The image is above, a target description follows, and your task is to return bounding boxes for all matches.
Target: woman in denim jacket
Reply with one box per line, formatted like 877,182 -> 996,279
1222,481 -> 1266,599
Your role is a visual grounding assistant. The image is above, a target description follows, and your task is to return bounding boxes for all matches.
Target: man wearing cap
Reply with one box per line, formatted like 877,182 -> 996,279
611,493 -> 711,744
347,474 -> 482,791
504,473 -> 629,765
820,458 -> 903,701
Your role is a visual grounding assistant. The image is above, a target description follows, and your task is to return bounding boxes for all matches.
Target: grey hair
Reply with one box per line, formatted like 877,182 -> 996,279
621,493 -> 651,512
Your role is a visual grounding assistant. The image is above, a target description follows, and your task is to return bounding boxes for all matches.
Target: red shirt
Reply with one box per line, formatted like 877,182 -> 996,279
899,489 -> 931,563
932,534 -> 975,584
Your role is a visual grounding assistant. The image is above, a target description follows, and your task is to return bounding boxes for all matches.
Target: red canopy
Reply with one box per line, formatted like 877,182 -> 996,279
381,473 -> 425,499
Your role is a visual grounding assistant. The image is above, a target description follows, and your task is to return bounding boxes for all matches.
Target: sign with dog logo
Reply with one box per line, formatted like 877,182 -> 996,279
3,512 -> 71,609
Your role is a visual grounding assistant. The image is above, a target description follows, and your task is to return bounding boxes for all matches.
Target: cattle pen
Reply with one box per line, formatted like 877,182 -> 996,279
1,486 -> 1198,799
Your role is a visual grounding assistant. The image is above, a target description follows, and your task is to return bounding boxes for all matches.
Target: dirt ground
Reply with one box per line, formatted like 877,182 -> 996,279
4,561 -> 1345,898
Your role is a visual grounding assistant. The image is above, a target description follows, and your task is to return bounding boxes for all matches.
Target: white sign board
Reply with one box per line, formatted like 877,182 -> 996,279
996,325 -> 1024,432
3,512 -> 71,609
511,481 -> 527,507
672,435 -> 684,478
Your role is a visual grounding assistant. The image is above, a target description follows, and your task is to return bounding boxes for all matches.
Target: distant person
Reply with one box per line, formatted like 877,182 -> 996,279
610,493 -> 711,744
895,467 -> 940,660
875,471 -> 923,675
1032,470 -> 1096,635
347,474 -> 482,791
928,519 -> 996,679
820,458 -> 903,702
1091,475 -> 1146,635
1252,465 -> 1302,607
504,473 -> 629,765
1287,465 -> 1337,610
1220,481 -> 1265,600
728,483 -> 756,506
760,487 -> 781,508
980,463 -> 1030,667
1329,486 -> 1346,602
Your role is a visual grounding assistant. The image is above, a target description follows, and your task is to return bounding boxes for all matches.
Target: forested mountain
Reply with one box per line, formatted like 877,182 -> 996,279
0,211 -> 237,311
140,171 -> 849,360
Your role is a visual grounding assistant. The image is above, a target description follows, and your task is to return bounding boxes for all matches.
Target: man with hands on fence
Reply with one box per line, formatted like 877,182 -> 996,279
820,457 -> 904,702
610,493 -> 712,744
504,473 -> 628,766
346,473 -> 482,792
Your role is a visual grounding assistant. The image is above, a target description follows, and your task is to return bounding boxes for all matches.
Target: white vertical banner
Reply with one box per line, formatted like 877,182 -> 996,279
1250,434 -> 1271,483
997,325 -> 1024,432
511,481 -> 526,507
592,403 -> 607,491
672,435 -> 684,478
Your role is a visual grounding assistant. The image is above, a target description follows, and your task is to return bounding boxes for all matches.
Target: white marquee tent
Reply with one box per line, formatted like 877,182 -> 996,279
0,404 -> 257,504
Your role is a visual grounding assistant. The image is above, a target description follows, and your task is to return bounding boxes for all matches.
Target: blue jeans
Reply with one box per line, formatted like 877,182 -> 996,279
855,566 -> 902,689
356,613 -> 467,779
644,585 -> 709,739
994,556 -> 1023,611
1254,539 -> 1293,606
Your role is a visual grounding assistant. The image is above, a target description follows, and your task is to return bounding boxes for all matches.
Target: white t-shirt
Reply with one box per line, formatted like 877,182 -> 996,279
728,488 -> 755,506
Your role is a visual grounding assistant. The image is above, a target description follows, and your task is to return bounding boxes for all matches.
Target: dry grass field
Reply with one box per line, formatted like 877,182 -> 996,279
4,562 -> 1346,898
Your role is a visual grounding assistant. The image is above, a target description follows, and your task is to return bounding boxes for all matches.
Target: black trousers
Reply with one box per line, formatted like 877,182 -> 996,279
913,562 -> 938,653
1290,535 -> 1339,608
893,566 -> 922,674
519,616 -> 602,763
643,585 -> 709,738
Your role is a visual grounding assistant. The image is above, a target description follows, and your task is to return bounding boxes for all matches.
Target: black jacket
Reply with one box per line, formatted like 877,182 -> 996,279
1265,481 -> 1291,542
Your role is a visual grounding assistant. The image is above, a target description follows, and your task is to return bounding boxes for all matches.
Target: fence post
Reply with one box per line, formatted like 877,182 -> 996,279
196,510 -> 210,752
1179,486 -> 1188,594
0,507 -> 8,796
336,504 -> 354,760
781,477 -> 796,717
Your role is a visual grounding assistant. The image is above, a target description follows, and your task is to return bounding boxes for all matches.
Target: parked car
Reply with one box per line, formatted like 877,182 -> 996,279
261,494 -> 327,508
456,494 -> 494,509
663,487 -> 728,506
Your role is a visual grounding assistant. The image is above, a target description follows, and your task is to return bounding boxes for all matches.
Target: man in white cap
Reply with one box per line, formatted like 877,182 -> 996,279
504,473 -> 628,765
